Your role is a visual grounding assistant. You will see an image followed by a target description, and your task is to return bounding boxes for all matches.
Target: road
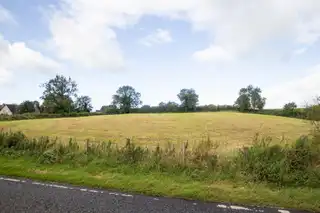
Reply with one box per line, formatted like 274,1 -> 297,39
0,176 -> 302,213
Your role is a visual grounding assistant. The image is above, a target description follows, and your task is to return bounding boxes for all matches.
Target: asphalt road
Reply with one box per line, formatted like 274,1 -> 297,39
0,176 -> 303,213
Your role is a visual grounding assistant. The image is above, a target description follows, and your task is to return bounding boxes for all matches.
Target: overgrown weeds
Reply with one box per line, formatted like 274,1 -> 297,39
1,120 -> 319,188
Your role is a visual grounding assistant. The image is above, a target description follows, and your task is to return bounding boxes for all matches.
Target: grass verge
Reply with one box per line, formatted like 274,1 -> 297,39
0,128 -> 319,212
0,156 -> 319,212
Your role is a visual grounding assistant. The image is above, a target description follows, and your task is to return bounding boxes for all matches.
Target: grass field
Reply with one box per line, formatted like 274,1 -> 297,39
0,112 -> 319,212
1,156 -> 319,212
0,112 -> 310,152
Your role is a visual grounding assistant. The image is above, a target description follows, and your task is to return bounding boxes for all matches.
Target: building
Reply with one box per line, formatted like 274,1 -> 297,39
0,104 -> 17,115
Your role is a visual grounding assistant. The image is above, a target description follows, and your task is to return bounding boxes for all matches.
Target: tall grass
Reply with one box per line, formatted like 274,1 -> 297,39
1,125 -> 319,188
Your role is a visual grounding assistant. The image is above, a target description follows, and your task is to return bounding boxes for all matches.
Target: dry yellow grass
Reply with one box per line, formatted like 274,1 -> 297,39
0,112 -> 311,151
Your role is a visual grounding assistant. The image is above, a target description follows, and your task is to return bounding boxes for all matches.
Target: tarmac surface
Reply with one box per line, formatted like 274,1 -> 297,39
0,176 -> 303,213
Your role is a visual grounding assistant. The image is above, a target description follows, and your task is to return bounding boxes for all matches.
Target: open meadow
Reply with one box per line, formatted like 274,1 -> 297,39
1,112 -> 319,211
0,112 -> 311,152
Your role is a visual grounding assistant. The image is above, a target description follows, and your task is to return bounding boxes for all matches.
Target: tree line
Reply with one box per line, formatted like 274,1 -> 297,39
5,74 -> 316,118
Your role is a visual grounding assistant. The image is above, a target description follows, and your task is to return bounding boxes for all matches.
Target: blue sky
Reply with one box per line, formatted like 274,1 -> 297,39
0,0 -> 320,110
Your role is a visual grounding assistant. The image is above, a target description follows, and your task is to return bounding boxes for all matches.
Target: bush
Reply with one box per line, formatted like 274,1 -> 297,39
254,108 -> 308,119
235,132 -> 320,187
0,112 -> 103,121
0,131 -> 26,149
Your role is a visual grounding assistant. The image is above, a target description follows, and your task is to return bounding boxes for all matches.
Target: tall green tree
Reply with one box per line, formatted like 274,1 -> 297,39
75,96 -> 93,112
18,100 -> 36,114
283,102 -> 298,117
283,102 -> 297,111
40,75 -> 78,113
112,85 -> 142,113
100,105 -> 119,114
235,94 -> 251,112
158,101 -> 179,112
177,88 -> 199,112
234,85 -> 266,112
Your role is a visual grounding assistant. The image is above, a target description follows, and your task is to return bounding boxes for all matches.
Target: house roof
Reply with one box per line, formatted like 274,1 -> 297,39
0,104 -> 17,113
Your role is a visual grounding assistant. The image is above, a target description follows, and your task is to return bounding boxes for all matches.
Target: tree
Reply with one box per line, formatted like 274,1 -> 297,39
158,101 -> 180,112
316,96 -> 320,105
282,102 -> 297,117
75,96 -> 93,112
40,75 -> 78,113
17,100 -> 40,114
18,100 -> 36,114
158,102 -> 167,112
306,96 -> 320,131
112,85 -> 142,113
139,105 -> 152,113
234,94 -> 251,112
234,85 -> 266,112
100,105 -> 119,114
177,88 -> 199,112
250,87 -> 264,110
166,101 -> 180,112
283,102 -> 297,111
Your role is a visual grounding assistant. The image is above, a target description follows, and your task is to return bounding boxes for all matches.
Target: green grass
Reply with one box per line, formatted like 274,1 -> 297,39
0,156 -> 319,212
1,108 -> 319,213
0,128 -> 319,212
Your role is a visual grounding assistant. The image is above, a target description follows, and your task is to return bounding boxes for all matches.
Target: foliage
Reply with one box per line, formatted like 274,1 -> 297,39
0,112 -> 102,121
306,97 -> 320,132
282,102 -> 298,117
112,85 -> 142,113
2,73 -> 318,122
17,100 -> 39,114
235,85 -> 266,112
256,108 -> 307,119
235,94 -> 251,112
283,102 -> 297,111
177,88 -> 199,112
158,101 -> 180,112
100,104 -> 119,114
75,96 -> 93,112
0,127 -> 319,188
40,75 -> 78,113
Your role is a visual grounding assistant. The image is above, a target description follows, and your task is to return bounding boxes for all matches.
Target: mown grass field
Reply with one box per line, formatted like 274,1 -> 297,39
0,112 -> 319,211
0,112 -> 310,152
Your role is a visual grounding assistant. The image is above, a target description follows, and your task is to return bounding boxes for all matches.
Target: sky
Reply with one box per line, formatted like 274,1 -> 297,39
0,0 -> 320,110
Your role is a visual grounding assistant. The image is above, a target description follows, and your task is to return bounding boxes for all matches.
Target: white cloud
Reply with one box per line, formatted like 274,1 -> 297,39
0,4 -> 16,24
193,45 -> 234,63
0,34 -> 60,84
264,64 -> 320,108
140,28 -> 173,46
0,67 -> 12,84
46,0 -> 320,67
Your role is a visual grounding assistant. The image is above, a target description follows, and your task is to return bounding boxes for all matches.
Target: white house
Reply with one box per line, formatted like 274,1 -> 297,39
0,104 -> 14,115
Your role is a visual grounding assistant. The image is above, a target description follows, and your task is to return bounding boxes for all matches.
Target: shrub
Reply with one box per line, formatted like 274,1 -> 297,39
0,131 -> 26,149
0,130 -> 319,188
235,133 -> 320,187
118,139 -> 147,164
0,112 -> 103,121
39,149 -> 59,164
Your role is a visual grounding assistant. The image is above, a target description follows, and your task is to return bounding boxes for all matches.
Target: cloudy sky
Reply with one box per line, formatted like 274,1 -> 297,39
0,0 -> 319,110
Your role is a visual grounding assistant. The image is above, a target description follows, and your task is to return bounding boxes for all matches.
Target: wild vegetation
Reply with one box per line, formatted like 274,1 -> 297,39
0,112 -> 319,211
1,74 -> 308,121
0,112 -> 310,151
1,74 -> 320,211
1,127 -> 319,188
